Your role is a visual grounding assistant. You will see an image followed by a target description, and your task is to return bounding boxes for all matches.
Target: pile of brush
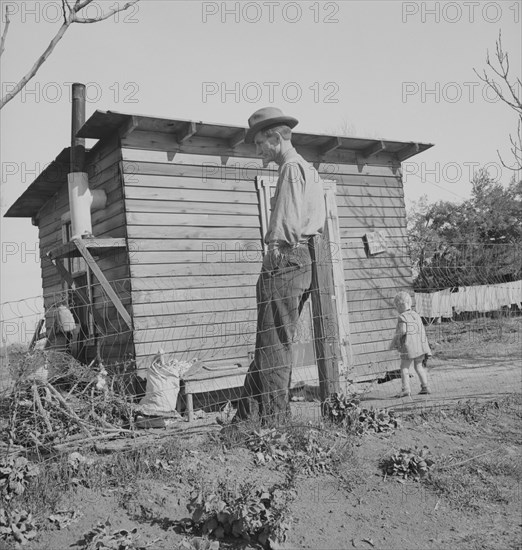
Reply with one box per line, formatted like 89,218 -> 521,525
3,350 -> 136,453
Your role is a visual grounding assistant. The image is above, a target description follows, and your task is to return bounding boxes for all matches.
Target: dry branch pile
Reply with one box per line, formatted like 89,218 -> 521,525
3,351 -> 136,453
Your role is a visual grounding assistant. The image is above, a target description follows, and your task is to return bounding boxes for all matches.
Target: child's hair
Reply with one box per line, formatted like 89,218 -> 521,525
393,291 -> 412,310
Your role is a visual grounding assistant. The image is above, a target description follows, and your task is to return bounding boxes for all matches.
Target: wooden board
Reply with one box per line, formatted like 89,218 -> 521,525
130,273 -> 259,291
125,198 -> 260,217
129,262 -> 261,279
132,299 -> 256,322
126,250 -> 261,265
133,307 -> 256,331
132,285 -> 255,304
121,157 -> 398,183
126,226 -> 262,241
124,184 -> 258,204
126,211 -> 260,228
122,148 -> 397,176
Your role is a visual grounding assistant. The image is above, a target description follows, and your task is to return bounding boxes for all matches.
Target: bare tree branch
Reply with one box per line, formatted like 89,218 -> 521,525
0,20 -> 73,110
0,0 -> 140,110
74,0 -> 139,24
61,0 -> 73,25
474,31 -> 522,114
0,5 -> 11,58
475,31 -> 522,173
497,116 -> 522,171
75,0 -> 96,10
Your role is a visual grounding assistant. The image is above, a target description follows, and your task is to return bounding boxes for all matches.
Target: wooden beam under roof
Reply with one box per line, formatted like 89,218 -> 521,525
228,129 -> 246,148
118,115 -> 138,139
362,140 -> 386,158
319,136 -> 342,156
395,142 -> 420,162
176,121 -> 197,143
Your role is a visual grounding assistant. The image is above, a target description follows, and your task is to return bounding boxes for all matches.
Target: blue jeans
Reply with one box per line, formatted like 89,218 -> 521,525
235,243 -> 313,425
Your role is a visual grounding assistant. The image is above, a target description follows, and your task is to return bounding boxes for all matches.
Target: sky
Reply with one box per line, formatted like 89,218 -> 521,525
0,0 -> 521,341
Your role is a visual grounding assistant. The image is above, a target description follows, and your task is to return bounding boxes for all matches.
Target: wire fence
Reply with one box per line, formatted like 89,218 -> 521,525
1,241 -> 521,457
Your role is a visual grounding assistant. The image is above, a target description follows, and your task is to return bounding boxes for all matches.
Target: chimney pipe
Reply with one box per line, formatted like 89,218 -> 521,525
71,83 -> 86,172
68,83 -> 106,239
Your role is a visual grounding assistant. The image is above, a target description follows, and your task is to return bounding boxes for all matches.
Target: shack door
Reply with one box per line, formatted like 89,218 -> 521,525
255,176 -> 351,387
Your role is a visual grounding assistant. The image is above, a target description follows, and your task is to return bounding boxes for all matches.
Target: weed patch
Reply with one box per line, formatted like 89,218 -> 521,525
0,507 -> 38,546
322,393 -> 400,435
187,479 -> 294,548
76,519 -> 155,549
380,446 -> 434,481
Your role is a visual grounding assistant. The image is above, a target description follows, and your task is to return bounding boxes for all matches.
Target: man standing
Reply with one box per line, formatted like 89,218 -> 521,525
233,107 -> 326,425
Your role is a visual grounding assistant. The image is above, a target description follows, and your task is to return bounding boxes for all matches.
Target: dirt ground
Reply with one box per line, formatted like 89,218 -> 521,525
2,382 -> 520,550
1,318 -> 521,550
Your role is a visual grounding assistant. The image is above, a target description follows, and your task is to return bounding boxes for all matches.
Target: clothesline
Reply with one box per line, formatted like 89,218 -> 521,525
414,280 -> 522,319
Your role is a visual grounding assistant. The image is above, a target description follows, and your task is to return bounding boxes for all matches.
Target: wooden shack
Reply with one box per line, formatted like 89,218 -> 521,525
6,109 -> 433,407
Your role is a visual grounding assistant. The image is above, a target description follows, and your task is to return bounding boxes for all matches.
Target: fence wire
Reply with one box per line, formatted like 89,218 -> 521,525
1,241 -> 521,455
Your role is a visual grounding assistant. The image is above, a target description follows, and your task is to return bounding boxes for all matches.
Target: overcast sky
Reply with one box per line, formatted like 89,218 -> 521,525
0,0 -> 521,339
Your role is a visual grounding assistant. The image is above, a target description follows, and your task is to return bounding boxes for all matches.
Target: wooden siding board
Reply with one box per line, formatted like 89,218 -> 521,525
125,198 -> 260,217
133,298 -> 256,319
130,274 -> 259,291
121,148 -> 400,176
127,226 -> 261,241
124,185 -> 258,204
132,286 -> 255,304
127,212 -> 260,228
129,262 -> 261,278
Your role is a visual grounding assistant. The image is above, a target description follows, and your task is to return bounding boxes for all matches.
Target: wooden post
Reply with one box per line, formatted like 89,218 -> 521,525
308,234 -> 340,401
186,393 -> 194,422
323,182 -> 353,384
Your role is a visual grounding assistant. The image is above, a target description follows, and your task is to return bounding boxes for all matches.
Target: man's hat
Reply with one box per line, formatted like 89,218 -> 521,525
245,107 -> 299,144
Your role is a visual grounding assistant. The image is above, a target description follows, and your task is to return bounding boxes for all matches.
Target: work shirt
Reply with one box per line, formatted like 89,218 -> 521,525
265,147 -> 326,246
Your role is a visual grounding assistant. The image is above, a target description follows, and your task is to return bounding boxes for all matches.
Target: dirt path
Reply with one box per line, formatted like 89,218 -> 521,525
362,358 -> 521,411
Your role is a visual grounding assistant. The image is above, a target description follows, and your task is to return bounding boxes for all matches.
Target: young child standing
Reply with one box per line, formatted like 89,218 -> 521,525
389,291 -> 432,397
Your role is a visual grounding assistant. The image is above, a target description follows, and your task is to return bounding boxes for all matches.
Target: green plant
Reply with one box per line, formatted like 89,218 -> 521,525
48,509 -> 82,530
247,429 -> 292,464
187,481 -> 293,548
322,393 -> 399,435
321,393 -> 360,426
291,429 -> 334,476
78,519 -> 149,549
178,538 -> 220,550
0,507 -> 38,545
381,446 -> 434,481
0,456 -> 39,501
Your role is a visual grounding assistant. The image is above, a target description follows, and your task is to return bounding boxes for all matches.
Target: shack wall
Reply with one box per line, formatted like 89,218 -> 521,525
37,136 -> 133,365
333,166 -> 410,378
122,140 -> 410,377
121,147 -> 271,371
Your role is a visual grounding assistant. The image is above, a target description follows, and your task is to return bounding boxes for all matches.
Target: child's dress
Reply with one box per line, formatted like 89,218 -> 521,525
394,309 -> 432,359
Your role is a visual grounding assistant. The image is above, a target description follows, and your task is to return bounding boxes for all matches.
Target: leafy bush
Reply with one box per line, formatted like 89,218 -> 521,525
0,507 -> 37,545
0,456 -> 39,501
380,446 -> 434,481
322,393 -> 400,434
78,519 -> 148,549
187,481 -> 293,548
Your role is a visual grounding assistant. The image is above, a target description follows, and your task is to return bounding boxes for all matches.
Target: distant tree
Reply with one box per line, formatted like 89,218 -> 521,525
0,0 -> 139,110
474,31 -> 522,173
408,170 -> 522,290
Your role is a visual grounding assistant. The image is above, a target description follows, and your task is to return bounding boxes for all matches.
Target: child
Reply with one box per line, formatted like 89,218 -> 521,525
389,291 -> 432,397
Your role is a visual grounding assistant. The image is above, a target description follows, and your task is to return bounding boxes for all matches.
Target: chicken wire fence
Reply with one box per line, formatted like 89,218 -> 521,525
1,244 -> 521,445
